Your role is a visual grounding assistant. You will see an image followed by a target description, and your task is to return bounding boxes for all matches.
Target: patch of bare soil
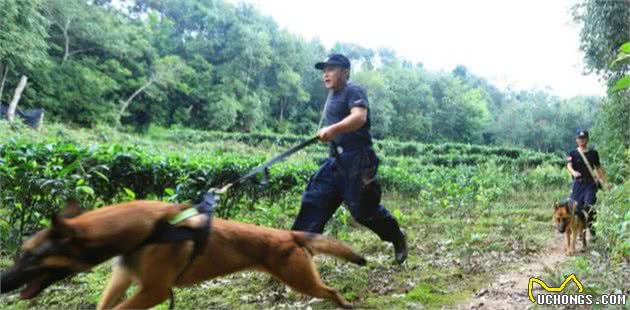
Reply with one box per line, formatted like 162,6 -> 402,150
452,234 -> 570,310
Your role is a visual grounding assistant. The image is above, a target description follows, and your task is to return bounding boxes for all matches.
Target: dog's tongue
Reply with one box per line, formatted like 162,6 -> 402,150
20,277 -> 44,299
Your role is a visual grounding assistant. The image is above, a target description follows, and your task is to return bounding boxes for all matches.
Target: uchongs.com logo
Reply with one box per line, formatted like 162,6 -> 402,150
528,274 -> 627,306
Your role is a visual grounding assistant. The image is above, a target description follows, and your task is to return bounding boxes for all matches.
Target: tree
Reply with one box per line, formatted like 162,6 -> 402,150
6,75 -> 28,122
573,0 -> 630,80
0,0 -> 49,114
382,62 -> 434,141
118,55 -> 191,124
331,42 -> 375,70
573,0 -> 630,181
427,75 -> 490,144
610,42 -> 630,93
352,70 -> 394,139
492,90 -> 599,152
37,59 -> 119,126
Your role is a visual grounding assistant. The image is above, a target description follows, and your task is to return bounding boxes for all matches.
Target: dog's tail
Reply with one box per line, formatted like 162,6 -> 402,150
291,232 -> 367,266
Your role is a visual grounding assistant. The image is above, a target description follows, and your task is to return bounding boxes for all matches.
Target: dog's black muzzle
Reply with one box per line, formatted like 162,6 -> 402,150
556,219 -> 568,234
0,265 -> 38,294
1,264 -> 73,298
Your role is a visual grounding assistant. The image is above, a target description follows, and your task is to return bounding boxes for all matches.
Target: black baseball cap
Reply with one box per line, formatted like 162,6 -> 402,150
314,54 -> 351,70
576,129 -> 589,138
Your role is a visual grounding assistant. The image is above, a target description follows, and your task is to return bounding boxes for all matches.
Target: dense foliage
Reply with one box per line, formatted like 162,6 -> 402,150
570,0 -> 630,274
0,0 -> 602,153
0,122 -> 569,251
573,0 -> 630,182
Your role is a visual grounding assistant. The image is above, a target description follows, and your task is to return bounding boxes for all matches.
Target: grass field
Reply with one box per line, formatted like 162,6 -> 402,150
0,188 -> 565,309
0,122 -> 627,309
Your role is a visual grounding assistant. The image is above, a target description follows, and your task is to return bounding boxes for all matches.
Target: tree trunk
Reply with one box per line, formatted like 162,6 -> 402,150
7,75 -> 28,122
279,98 -> 284,123
35,111 -> 44,130
56,19 -> 93,64
62,19 -> 71,65
245,60 -> 252,93
0,64 -> 7,104
118,78 -> 154,123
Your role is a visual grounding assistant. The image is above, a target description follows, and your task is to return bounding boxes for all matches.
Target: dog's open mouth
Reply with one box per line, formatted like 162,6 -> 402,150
1,267 -> 74,299
21,269 -> 74,299
20,275 -> 47,299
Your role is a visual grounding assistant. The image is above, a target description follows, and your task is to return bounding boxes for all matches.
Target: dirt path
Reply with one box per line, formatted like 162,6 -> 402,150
452,234 -> 568,310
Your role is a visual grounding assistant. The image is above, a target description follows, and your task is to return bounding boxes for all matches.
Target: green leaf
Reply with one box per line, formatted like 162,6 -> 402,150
610,76 -> 630,93
39,179 -> 58,189
92,170 -> 109,182
59,159 -> 80,177
620,42 -> 630,54
123,188 -> 136,199
76,186 -> 95,196
610,52 -> 630,68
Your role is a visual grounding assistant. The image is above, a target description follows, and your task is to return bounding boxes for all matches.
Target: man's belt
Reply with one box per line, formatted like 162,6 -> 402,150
575,177 -> 597,183
329,141 -> 372,156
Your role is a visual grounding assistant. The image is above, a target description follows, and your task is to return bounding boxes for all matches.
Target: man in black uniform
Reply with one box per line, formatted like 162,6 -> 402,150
291,54 -> 408,264
566,129 -> 608,237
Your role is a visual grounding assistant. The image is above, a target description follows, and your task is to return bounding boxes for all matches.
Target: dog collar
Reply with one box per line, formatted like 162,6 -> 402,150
169,208 -> 200,225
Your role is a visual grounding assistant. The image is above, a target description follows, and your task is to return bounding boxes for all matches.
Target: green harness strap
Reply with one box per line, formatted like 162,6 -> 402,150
168,208 -> 200,225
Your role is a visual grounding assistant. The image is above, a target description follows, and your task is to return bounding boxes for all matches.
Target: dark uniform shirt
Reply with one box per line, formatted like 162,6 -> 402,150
567,149 -> 600,181
325,82 -> 372,148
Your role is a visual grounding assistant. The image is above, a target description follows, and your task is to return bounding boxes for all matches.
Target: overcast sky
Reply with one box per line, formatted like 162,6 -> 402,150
238,0 -> 605,98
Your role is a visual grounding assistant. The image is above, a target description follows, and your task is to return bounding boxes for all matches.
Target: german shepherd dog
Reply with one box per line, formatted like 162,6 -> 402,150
553,200 -> 588,255
0,200 -> 366,309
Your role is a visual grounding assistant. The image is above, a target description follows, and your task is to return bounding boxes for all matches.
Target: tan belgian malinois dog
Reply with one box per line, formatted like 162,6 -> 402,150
0,200 -> 366,309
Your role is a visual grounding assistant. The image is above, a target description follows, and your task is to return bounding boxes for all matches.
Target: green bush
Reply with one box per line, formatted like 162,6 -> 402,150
148,127 -> 565,168
0,123 -> 570,253
595,180 -> 630,261
0,138 -> 548,252
524,164 -> 571,189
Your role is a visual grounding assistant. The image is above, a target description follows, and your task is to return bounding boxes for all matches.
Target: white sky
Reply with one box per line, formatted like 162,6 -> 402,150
239,0 -> 605,98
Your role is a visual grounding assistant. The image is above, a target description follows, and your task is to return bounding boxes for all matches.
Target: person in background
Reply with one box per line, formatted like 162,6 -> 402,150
566,129 -> 609,238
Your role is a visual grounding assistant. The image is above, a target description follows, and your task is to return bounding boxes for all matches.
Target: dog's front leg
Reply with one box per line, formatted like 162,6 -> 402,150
112,243 -> 190,309
565,231 -> 572,255
97,259 -> 133,310
570,229 -> 578,255
111,285 -> 172,310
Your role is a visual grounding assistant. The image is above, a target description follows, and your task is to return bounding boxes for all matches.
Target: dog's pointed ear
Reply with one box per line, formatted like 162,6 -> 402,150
553,202 -> 560,210
50,199 -> 82,239
50,215 -> 76,240
60,198 -> 83,219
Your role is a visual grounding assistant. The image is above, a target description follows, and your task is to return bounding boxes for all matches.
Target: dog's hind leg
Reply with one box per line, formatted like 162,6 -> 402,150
269,248 -> 353,309
97,261 -> 133,310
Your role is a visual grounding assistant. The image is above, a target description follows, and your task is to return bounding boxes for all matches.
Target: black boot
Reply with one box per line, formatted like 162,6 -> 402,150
357,216 -> 408,263
392,230 -> 408,264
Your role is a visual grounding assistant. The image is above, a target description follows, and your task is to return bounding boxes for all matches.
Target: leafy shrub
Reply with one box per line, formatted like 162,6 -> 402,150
595,180 -> 630,261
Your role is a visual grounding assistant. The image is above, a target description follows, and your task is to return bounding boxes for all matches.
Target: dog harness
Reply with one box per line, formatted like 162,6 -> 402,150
154,137 -> 317,309
142,192 -> 216,261
138,192 -> 216,310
